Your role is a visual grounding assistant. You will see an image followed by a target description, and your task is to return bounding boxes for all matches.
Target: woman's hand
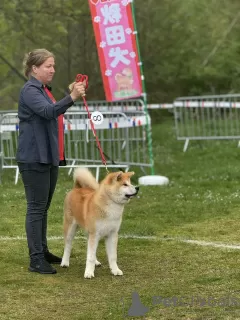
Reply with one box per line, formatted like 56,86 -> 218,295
70,82 -> 86,101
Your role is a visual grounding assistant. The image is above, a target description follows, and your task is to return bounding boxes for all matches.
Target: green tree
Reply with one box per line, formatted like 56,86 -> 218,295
1,0 -> 240,108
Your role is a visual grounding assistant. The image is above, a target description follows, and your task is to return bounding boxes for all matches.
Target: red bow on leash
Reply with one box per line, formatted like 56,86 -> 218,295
75,74 -> 89,90
75,74 -> 108,171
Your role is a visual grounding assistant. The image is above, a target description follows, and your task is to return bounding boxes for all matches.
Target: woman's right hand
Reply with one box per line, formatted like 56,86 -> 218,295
70,82 -> 86,101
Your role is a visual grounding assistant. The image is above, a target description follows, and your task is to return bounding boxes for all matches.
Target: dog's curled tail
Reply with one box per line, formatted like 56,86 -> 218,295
73,168 -> 99,190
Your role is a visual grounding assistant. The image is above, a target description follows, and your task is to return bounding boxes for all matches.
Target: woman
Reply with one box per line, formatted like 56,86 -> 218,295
16,49 -> 85,274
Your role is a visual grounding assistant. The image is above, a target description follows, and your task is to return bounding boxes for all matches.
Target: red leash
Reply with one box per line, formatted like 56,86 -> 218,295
75,74 -> 109,172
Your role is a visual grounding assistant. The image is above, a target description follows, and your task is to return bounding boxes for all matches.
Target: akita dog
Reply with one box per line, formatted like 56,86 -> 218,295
61,168 -> 139,278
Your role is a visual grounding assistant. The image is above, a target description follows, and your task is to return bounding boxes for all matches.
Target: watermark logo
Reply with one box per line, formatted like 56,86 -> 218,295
91,111 -> 104,125
123,292 -> 149,318
121,291 -> 240,318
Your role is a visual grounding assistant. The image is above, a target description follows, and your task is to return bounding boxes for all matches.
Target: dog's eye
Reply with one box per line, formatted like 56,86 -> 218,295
123,183 -> 128,187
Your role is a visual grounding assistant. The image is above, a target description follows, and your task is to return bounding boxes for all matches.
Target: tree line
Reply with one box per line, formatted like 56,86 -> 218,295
0,0 -> 240,109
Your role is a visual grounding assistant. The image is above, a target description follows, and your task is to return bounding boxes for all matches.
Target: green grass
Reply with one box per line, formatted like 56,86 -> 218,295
2,114 -> 240,319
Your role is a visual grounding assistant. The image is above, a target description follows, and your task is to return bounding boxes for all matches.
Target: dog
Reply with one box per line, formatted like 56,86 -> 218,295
61,168 -> 139,278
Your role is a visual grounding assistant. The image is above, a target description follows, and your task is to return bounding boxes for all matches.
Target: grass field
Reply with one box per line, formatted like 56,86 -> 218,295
2,113 -> 240,319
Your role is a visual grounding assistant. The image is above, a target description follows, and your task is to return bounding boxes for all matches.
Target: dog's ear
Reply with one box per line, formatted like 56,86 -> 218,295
105,171 -> 123,184
127,171 -> 135,178
116,171 -> 123,181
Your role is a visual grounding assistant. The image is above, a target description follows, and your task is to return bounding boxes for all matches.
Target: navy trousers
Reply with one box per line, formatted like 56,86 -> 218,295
18,163 -> 58,260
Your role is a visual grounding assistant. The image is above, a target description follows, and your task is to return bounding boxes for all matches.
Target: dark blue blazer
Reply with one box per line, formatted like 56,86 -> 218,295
16,76 -> 74,166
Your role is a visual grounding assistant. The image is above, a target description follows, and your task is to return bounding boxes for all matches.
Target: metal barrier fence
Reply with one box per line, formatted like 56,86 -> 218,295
0,99 -> 152,183
173,94 -> 240,151
0,113 -> 19,183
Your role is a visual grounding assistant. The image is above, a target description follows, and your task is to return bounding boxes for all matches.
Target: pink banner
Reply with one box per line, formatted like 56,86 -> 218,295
89,0 -> 143,101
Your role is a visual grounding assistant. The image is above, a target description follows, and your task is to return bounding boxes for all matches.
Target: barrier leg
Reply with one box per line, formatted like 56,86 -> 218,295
0,152 -> 2,184
96,167 -> 100,182
68,160 -> 76,176
183,139 -> 189,152
15,166 -> 19,185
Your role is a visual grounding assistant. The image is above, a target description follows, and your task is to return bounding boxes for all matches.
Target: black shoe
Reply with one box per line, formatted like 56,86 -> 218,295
29,258 -> 57,274
44,251 -> 62,264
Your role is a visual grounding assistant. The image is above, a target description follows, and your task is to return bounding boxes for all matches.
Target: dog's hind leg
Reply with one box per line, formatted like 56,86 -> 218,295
61,219 -> 78,268
84,233 -> 100,279
105,232 -> 123,276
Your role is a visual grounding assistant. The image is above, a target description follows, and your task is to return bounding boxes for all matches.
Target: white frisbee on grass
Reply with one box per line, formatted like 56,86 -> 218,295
138,175 -> 169,186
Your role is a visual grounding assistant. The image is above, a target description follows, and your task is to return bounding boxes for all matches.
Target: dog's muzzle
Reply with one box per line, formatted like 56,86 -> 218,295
125,186 -> 139,199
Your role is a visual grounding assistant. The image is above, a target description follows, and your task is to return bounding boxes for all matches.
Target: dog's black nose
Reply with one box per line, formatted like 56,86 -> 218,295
135,186 -> 140,192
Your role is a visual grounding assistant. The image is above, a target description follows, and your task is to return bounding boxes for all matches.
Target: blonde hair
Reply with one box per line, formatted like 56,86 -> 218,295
23,49 -> 55,78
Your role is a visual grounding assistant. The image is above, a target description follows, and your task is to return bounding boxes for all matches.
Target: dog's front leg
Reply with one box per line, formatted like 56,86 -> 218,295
105,232 -> 123,276
84,233 -> 99,279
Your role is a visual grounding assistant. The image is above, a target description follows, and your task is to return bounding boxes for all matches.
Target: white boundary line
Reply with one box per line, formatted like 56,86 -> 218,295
1,235 -> 240,250
0,235 -> 156,241
163,238 -> 240,250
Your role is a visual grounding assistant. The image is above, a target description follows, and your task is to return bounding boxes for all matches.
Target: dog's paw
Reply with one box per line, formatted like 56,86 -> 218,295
111,268 -> 123,276
95,259 -> 102,267
84,270 -> 95,279
60,260 -> 69,268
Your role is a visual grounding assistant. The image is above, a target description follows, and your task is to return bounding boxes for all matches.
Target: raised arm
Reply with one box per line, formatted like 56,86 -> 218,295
22,85 -> 74,119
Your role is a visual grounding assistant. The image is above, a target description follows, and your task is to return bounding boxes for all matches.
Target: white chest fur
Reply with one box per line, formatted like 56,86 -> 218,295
96,202 -> 124,238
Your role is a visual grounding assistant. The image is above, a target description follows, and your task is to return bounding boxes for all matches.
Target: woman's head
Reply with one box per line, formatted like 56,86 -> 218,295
23,49 -> 55,84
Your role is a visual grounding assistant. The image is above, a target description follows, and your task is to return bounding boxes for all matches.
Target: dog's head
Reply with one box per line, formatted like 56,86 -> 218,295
103,171 -> 139,204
